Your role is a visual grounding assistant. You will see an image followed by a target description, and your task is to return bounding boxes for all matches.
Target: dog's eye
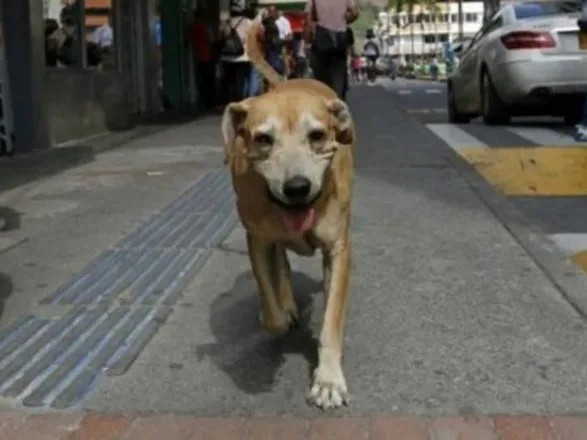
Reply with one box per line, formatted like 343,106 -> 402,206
308,130 -> 326,142
253,133 -> 274,145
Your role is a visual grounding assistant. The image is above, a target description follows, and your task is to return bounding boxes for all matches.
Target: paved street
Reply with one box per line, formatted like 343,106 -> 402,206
380,76 -> 587,275
2,81 -> 587,438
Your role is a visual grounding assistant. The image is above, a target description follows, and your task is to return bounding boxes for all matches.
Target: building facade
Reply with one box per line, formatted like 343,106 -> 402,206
0,0 -> 234,156
376,0 -> 484,61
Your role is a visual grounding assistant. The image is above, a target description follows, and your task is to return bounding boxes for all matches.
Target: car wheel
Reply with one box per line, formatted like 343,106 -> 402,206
481,70 -> 510,125
448,83 -> 470,124
563,99 -> 584,125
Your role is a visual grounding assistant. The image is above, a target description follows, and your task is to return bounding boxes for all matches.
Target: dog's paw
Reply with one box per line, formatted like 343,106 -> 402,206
258,309 -> 298,335
307,364 -> 349,409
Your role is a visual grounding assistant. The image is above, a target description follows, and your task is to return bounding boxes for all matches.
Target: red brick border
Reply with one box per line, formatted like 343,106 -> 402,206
1,413 -> 587,439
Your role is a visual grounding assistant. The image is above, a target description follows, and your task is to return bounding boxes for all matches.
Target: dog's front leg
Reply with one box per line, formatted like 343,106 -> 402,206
308,238 -> 351,409
275,244 -> 299,325
247,233 -> 296,335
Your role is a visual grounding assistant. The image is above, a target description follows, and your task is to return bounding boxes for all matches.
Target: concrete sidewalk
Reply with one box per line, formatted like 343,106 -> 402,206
2,86 -> 587,437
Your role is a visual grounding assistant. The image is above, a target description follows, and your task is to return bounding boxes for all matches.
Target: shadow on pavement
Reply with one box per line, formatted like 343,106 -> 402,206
0,206 -> 21,232
0,273 -> 13,322
0,145 -> 96,194
0,206 -> 19,320
196,270 -> 322,396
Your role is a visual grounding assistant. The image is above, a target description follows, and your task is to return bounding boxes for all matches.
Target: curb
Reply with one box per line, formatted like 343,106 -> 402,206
446,151 -> 587,319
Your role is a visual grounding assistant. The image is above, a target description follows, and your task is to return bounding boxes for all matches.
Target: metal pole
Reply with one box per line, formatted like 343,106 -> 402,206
574,0 -> 587,141
457,0 -> 464,40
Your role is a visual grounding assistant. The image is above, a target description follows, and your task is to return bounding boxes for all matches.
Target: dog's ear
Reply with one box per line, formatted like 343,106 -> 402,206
221,99 -> 253,161
327,99 -> 354,145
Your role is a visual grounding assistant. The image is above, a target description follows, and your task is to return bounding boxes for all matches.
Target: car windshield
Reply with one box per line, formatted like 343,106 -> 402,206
513,0 -> 581,19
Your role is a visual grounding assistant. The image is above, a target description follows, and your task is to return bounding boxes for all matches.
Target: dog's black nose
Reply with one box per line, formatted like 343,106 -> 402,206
282,175 -> 311,201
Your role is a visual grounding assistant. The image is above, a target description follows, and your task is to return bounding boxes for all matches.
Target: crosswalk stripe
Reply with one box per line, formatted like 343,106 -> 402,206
425,123 -> 587,273
425,89 -> 442,94
506,127 -> 576,146
426,123 -> 488,151
398,90 -> 412,95
548,233 -> 587,273
548,233 -> 587,255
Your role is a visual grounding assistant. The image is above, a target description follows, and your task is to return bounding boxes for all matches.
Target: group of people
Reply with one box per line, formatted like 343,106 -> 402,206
211,0 -> 360,105
44,1 -> 115,69
185,3 -> 302,110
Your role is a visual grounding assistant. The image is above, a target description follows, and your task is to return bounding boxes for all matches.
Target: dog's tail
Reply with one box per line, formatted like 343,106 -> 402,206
247,22 -> 284,88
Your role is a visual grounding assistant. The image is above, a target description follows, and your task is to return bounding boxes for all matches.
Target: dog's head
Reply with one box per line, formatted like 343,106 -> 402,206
221,90 -> 353,234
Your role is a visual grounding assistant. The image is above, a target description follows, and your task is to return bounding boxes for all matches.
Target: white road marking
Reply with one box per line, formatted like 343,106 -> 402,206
548,233 -> 587,256
506,127 -> 576,146
426,123 -> 489,151
398,90 -> 412,95
425,89 -> 443,94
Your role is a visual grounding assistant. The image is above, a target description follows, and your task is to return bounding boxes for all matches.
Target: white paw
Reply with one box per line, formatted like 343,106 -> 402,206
307,364 -> 349,409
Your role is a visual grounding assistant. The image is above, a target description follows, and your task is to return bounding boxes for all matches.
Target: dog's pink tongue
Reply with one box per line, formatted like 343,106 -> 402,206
281,208 -> 316,234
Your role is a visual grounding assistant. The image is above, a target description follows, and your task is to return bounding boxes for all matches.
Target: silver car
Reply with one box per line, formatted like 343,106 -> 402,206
447,0 -> 587,125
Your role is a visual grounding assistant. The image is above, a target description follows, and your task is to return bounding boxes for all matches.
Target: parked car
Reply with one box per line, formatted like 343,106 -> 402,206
447,0 -> 587,125
375,56 -> 396,77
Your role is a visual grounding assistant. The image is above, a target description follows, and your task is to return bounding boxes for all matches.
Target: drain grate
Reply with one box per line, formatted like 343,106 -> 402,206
0,169 -> 238,408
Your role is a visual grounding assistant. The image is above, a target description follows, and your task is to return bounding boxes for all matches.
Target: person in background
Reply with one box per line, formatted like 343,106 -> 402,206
273,7 -> 294,76
189,7 -> 216,110
219,6 -> 253,103
351,53 -> 361,83
243,7 -> 262,96
343,26 -> 354,97
363,29 -> 380,85
303,0 -> 358,100
44,19 -> 60,67
261,5 -> 289,77
92,11 -> 114,68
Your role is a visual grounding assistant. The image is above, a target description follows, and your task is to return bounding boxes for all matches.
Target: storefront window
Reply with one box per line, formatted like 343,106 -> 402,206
43,0 -> 117,69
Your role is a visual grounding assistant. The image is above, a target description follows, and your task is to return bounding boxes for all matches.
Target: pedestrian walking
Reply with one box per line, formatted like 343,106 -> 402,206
303,0 -> 358,100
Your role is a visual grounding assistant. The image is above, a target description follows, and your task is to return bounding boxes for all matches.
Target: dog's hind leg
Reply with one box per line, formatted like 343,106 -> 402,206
247,233 -> 296,335
307,238 -> 351,409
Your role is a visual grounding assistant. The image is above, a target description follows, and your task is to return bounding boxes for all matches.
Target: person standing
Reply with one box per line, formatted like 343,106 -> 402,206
92,11 -> 114,68
363,29 -> 380,85
303,0 -> 358,100
219,7 -> 253,103
189,7 -> 216,109
261,5 -> 290,77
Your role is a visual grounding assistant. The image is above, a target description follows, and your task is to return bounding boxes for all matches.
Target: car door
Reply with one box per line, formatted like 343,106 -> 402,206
458,14 -> 505,113
451,29 -> 482,108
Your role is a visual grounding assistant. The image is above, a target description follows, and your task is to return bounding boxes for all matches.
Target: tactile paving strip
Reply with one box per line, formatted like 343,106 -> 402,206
0,170 -> 238,409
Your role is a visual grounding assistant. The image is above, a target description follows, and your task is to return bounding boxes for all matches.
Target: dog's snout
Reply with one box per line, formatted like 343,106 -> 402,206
282,175 -> 311,201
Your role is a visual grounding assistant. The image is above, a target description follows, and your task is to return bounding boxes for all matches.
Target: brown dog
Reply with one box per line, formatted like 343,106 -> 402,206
221,22 -> 355,409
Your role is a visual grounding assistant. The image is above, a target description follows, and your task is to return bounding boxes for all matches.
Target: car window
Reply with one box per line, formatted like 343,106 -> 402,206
467,14 -> 503,49
513,1 -> 581,19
